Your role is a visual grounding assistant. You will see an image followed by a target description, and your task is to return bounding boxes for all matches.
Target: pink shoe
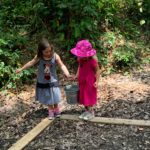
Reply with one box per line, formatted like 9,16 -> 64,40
54,107 -> 61,118
48,109 -> 54,120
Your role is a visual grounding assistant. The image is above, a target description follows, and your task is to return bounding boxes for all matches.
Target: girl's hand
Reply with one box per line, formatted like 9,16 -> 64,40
66,74 -> 72,80
72,75 -> 78,81
67,74 -> 76,81
16,68 -> 22,74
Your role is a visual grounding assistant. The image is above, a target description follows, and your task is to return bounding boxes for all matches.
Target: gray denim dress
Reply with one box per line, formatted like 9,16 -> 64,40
35,54 -> 61,105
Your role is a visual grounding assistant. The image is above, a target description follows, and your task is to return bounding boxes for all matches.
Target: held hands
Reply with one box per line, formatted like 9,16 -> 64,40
71,74 -> 78,81
66,74 -> 77,81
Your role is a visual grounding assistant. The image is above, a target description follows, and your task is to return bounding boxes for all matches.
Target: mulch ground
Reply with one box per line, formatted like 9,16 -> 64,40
0,65 -> 150,150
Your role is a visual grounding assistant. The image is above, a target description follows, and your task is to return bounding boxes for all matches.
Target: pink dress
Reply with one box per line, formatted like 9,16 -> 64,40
78,58 -> 98,106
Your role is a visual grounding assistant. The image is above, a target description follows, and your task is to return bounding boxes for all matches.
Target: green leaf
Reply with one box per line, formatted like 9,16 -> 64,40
57,3 -> 68,9
138,2 -> 142,6
140,20 -> 145,25
139,7 -> 143,13
74,27 -> 81,38
0,39 -> 7,45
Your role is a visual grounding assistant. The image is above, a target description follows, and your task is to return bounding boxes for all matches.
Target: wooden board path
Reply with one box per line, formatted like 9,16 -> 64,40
8,118 -> 53,150
61,115 -> 150,126
8,115 -> 150,150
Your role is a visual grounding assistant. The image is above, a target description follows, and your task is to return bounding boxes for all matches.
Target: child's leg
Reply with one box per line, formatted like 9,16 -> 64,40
85,106 -> 88,111
54,103 -> 58,108
48,105 -> 54,110
48,105 -> 54,120
86,106 -> 94,112
53,103 -> 61,117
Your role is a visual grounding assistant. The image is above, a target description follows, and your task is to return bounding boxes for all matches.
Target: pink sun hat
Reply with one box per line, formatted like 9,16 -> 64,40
70,39 -> 96,57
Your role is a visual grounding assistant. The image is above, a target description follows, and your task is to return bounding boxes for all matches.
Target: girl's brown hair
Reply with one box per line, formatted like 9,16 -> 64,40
37,38 -> 54,58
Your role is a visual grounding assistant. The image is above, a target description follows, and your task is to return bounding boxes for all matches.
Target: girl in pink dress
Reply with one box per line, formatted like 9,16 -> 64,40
70,40 -> 100,120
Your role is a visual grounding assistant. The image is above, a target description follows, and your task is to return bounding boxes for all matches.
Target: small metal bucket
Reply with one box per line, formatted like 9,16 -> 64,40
64,84 -> 79,104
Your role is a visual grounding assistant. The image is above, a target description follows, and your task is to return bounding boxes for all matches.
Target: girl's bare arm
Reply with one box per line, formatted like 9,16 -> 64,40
93,55 -> 100,85
55,53 -> 70,78
75,66 -> 79,79
16,55 -> 39,73
95,64 -> 100,84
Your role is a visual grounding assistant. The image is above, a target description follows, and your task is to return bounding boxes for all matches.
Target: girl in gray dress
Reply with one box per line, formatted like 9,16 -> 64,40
16,38 -> 71,119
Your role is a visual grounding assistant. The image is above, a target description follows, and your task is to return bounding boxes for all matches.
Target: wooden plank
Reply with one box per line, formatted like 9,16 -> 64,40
8,118 -> 53,150
8,113 -> 150,150
8,101 -> 65,150
60,115 -> 150,126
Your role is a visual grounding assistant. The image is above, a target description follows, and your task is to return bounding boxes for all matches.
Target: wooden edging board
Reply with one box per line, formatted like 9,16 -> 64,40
8,114 -> 150,150
8,101 -> 65,150
8,118 -> 53,150
60,114 -> 150,127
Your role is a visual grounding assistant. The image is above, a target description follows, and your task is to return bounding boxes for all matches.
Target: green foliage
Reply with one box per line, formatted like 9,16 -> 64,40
0,38 -> 34,89
113,44 -> 137,69
0,0 -> 149,88
45,0 -> 100,50
0,0 -> 37,89
99,30 -> 148,73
